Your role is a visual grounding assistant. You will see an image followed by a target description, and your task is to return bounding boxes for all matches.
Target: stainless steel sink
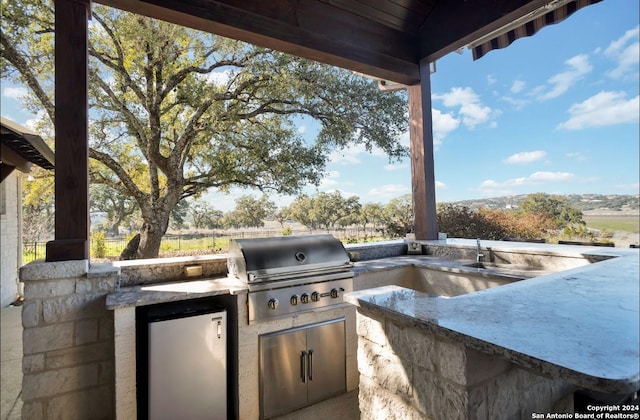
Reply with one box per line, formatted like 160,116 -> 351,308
462,262 -> 550,277
464,262 -> 513,269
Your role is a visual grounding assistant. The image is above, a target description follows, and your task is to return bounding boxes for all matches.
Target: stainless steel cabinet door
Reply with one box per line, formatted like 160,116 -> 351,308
260,329 -> 308,419
306,320 -> 346,404
148,311 -> 226,420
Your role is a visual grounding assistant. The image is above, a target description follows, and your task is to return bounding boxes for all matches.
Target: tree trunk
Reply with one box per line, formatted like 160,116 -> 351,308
110,221 -> 120,236
138,221 -> 164,258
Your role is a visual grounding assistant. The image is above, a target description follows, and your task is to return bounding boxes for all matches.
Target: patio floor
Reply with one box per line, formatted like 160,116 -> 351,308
1,305 -> 22,420
0,304 -> 360,420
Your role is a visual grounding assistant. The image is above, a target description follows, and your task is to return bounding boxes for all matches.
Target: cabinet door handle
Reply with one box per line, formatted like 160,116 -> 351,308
300,351 -> 307,383
307,349 -> 313,381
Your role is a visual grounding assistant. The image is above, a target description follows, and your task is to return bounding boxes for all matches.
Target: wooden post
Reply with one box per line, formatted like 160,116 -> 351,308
46,0 -> 91,261
408,59 -> 438,240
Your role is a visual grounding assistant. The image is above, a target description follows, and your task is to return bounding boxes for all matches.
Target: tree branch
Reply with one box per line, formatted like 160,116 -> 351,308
0,30 -> 55,124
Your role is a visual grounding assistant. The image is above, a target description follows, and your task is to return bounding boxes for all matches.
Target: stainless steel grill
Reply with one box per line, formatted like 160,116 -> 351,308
227,234 -> 354,323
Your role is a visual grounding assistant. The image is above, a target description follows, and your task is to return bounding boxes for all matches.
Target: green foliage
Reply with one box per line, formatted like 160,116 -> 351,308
288,191 -> 362,230
2,2 -> 408,258
560,224 -> 597,241
21,168 -> 55,242
188,200 -> 223,229
379,194 -> 413,238
91,231 -> 107,258
518,193 -> 584,228
222,195 -> 276,229
90,184 -> 139,235
281,226 -> 292,236
359,202 -> 384,230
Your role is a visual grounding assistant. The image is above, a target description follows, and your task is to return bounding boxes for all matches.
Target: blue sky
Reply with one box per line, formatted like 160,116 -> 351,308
311,0 -> 639,208
2,0 -> 638,213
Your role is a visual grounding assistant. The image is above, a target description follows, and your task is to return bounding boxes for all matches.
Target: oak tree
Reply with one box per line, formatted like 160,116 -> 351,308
1,2 -> 408,258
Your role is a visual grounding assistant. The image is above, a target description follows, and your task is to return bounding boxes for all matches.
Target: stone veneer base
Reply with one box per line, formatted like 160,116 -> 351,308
355,307 -> 576,420
19,260 -> 119,419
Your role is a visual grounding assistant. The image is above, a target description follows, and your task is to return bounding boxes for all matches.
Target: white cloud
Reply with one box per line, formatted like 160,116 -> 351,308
477,171 -> 578,196
2,86 -> 28,100
318,170 -> 341,188
432,109 -> 460,147
510,80 -> 525,94
204,69 -> 233,86
384,163 -> 409,171
535,54 -> 593,101
368,184 -> 410,199
487,75 -> 497,85
435,181 -> 447,189
297,125 -> 306,134
557,91 -> 639,130
327,147 -> 362,165
604,25 -> 640,79
565,152 -> 588,161
501,95 -> 529,110
503,150 -> 547,164
433,87 -> 495,129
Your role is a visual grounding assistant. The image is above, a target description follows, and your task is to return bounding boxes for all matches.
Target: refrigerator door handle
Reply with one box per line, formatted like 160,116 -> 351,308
212,316 -> 223,339
307,349 -> 313,381
300,351 -> 307,383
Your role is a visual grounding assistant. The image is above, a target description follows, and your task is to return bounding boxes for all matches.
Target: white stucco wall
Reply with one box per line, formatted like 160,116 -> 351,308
1,172 -> 22,307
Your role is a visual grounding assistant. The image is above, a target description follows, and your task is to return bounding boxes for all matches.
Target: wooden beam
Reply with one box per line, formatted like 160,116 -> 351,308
1,163 -> 16,183
408,59 -> 437,240
46,0 -> 90,261
96,0 -> 420,84
418,0 -> 549,61
0,144 -> 32,173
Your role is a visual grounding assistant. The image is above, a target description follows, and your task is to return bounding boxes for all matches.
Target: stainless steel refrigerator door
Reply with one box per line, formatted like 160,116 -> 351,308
260,328 -> 308,419
148,311 -> 226,420
306,319 -> 346,404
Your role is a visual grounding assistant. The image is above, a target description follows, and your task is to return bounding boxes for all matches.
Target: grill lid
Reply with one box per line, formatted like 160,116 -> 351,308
227,234 -> 352,282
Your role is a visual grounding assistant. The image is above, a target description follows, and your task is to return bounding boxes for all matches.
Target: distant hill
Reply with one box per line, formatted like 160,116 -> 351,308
449,194 -> 639,213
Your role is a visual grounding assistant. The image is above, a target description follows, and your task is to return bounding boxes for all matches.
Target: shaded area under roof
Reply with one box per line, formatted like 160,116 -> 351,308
1,117 -> 55,172
97,0 -> 605,84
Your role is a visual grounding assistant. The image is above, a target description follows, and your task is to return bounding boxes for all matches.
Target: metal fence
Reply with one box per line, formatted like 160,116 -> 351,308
22,227 -> 383,263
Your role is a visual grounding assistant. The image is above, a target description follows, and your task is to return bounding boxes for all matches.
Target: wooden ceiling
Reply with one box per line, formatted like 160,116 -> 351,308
96,0 -> 560,85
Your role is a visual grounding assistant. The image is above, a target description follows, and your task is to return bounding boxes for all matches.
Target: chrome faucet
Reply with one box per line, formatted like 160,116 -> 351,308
476,238 -> 484,263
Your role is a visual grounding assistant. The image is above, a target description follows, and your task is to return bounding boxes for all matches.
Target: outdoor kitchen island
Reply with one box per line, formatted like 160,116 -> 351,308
345,240 -> 640,419
102,239 -> 639,420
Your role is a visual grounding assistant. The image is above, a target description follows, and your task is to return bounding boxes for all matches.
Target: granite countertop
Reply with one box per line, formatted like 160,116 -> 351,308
106,276 -> 248,310
352,255 -> 552,281
345,242 -> 640,395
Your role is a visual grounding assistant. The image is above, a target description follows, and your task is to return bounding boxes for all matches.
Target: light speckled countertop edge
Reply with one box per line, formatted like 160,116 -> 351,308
106,277 -> 248,310
345,287 -> 639,395
345,248 -> 640,395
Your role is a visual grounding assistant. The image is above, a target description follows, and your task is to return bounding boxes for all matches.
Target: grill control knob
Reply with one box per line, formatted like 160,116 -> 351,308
300,293 -> 310,304
290,295 -> 299,305
267,298 -> 279,310
311,291 -> 320,302
330,288 -> 340,299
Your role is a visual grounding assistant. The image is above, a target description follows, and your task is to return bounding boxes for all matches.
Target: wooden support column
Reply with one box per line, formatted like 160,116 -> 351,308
46,0 -> 91,261
408,59 -> 438,240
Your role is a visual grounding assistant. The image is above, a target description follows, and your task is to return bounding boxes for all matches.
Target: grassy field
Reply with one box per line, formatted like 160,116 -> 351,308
23,215 -> 638,263
583,214 -> 640,234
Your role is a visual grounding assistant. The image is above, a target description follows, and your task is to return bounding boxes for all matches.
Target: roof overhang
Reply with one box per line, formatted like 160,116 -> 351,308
94,0 -> 603,85
1,117 -> 55,182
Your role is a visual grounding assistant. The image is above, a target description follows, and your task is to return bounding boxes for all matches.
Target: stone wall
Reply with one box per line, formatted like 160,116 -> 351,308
356,307 -> 576,420
20,260 -> 119,419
